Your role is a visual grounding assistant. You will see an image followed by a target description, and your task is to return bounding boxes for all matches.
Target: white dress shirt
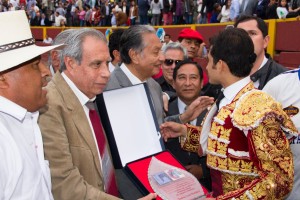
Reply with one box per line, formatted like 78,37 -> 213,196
120,63 -> 144,84
218,76 -> 251,110
61,73 -> 103,169
177,98 -> 197,125
0,96 -> 53,200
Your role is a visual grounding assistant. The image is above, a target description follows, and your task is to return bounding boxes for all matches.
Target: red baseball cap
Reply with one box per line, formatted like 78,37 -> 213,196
178,28 -> 204,43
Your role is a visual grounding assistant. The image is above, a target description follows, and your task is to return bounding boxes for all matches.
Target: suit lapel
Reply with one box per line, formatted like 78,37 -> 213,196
114,67 -> 133,87
52,73 -> 103,178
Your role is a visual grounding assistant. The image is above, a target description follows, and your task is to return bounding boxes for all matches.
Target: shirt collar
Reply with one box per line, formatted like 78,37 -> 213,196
0,96 -> 38,121
120,63 -> 144,85
177,97 -> 187,114
61,72 -> 94,106
223,76 -> 251,103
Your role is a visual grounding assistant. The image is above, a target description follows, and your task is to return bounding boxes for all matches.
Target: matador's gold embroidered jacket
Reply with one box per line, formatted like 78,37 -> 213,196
181,82 -> 298,199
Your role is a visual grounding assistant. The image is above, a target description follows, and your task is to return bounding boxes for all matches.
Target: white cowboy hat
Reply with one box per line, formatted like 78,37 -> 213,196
0,10 -> 63,72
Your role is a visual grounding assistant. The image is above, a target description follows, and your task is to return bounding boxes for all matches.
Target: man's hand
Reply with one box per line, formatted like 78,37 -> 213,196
185,165 -> 203,180
138,193 -> 157,200
180,96 -> 214,124
160,121 -> 187,142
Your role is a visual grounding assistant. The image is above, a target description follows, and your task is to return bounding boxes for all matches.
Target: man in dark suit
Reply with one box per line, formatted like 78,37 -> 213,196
164,60 -> 212,191
38,28 -> 155,200
234,15 -> 287,89
104,25 -> 165,125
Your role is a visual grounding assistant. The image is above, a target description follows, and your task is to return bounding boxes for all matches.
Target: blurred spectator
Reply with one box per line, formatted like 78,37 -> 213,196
111,8 -> 117,26
229,0 -> 240,21
277,0 -> 289,19
65,0 -> 73,26
108,29 -> 125,71
101,0 -> 112,26
138,0 -> 150,24
115,8 -> 128,26
85,4 -> 92,26
43,34 -> 53,44
41,0 -> 48,13
129,0 -> 138,25
54,11 -> 66,26
239,0 -> 257,16
197,0 -> 207,23
150,0 -> 163,25
163,0 -> 173,25
219,0 -> 231,22
162,33 -> 174,49
253,0 -> 269,19
76,0 -> 83,10
78,6 -> 86,26
121,0 -> 130,17
56,2 -> 66,16
183,0 -> 195,24
40,12 -> 51,26
201,0 -> 217,23
265,0 -> 278,19
73,6 -> 80,26
93,6 -> 101,26
8,2 -> 15,11
19,0 -> 27,7
174,0 -> 184,24
49,10 -> 56,25
286,0 -> 300,18
210,2 -> 221,23
30,10 -> 42,25
89,0 -> 96,9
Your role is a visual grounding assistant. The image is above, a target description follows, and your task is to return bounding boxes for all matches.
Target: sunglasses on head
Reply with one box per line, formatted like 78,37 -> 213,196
164,59 -> 183,66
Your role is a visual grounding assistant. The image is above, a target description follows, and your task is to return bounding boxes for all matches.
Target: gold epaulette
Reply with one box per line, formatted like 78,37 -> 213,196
232,90 -> 298,135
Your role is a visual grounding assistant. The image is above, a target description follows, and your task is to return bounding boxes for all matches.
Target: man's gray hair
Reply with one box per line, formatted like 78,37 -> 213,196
162,42 -> 189,60
48,29 -> 74,67
120,25 -> 156,64
60,28 -> 107,71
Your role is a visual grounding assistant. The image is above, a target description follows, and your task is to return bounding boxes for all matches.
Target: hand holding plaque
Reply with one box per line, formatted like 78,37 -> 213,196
148,157 -> 207,200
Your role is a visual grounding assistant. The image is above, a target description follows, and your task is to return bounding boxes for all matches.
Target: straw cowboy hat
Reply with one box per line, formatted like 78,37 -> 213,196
0,10 -> 63,72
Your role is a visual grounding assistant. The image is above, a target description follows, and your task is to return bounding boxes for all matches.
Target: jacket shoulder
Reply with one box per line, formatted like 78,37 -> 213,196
232,90 -> 281,130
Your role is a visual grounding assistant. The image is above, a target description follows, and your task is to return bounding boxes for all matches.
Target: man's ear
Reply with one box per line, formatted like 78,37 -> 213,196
129,49 -> 139,64
112,50 -> 120,61
64,56 -> 76,72
0,73 -> 9,89
263,35 -> 270,49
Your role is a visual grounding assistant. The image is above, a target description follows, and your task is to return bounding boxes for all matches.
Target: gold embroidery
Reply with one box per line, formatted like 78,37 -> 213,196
181,124 -> 201,153
221,173 -> 256,194
207,138 -> 217,152
228,159 -> 240,172
215,108 -> 232,123
240,160 -> 255,173
219,127 -> 231,141
216,142 -> 228,156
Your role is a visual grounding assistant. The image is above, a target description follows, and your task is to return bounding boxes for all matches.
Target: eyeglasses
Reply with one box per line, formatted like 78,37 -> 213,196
164,59 -> 183,66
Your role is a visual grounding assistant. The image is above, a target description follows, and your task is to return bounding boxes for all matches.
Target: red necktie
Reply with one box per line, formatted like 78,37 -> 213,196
87,102 -> 119,196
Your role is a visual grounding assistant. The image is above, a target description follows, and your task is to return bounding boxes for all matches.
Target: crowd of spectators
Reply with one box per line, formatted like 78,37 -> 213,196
0,0 -> 299,26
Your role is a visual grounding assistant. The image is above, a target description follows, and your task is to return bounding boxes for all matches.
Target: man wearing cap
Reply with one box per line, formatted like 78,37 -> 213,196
178,28 -> 204,60
0,10 -> 61,199
178,28 -> 221,100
